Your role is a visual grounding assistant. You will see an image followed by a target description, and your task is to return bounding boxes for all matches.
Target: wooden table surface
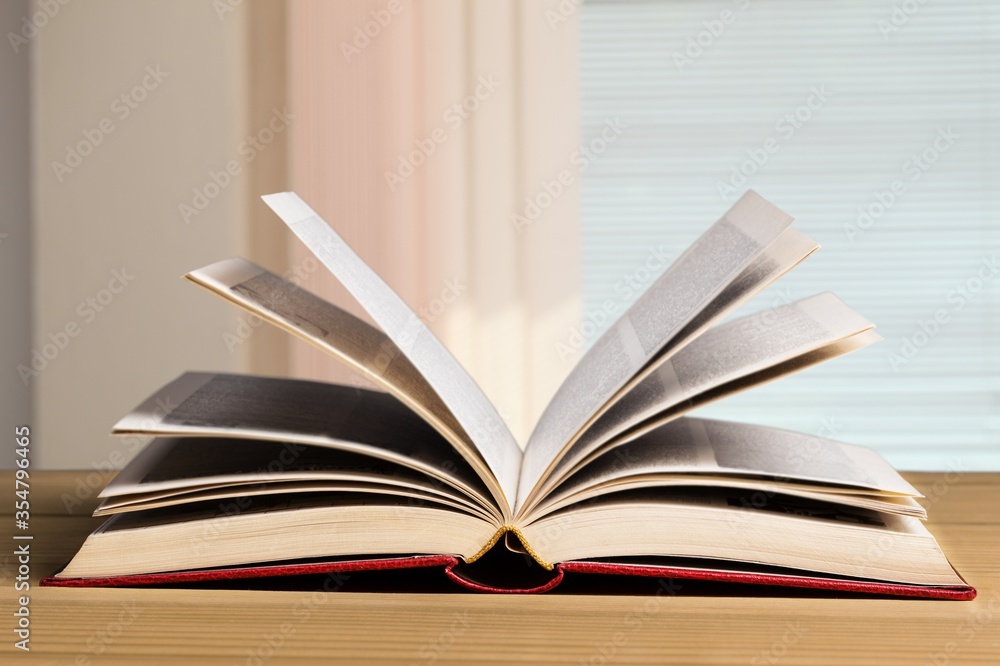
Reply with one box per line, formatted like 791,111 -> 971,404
2,471 -> 998,665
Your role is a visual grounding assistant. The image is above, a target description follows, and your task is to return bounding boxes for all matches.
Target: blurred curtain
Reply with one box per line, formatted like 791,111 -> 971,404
284,0 -> 581,444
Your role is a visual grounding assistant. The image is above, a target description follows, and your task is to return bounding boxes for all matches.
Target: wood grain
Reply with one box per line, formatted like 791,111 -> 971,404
2,471 -> 998,664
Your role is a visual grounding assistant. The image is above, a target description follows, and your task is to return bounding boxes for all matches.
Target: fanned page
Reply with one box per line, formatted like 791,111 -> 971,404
584,227 -> 817,428
261,193 -> 522,517
185,258 -> 508,514
531,417 -> 924,520
517,293 -> 879,514
112,372 -> 504,525
518,191 -> 795,512
651,226 -> 818,358
518,225 -> 820,514
97,437 -> 498,523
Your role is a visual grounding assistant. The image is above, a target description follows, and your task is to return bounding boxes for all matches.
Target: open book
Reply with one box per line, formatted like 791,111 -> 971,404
44,191 -> 974,598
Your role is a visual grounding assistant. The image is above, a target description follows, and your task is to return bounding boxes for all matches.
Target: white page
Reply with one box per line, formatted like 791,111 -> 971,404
555,333 -> 883,509
99,436 -> 496,521
97,482 -> 495,523
517,190 -> 795,511
538,416 -> 921,509
611,227 -> 818,405
112,373 -> 502,521
519,294 -> 877,512
575,293 -> 872,460
262,193 -> 521,516
185,258 -> 513,512
518,227 -> 818,511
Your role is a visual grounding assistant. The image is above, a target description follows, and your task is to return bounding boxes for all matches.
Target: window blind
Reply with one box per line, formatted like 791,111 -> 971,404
579,0 -> 1000,470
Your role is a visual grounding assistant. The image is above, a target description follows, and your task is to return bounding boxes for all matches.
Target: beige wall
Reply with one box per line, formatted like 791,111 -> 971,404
14,0 -> 578,470
0,0 -> 33,460
29,0 -> 286,469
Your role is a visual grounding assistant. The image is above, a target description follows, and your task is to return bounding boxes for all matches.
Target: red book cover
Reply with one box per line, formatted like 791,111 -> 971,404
41,554 -> 976,599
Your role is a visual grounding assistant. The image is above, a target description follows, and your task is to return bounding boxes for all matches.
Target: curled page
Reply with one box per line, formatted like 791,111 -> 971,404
99,436 -> 496,522
529,417 -> 923,522
534,301 -> 880,509
549,292 -> 872,483
614,227 -> 818,407
518,191 -> 795,512
113,372 -> 503,523
519,226 -> 819,513
186,258 -> 510,514
262,193 -> 522,517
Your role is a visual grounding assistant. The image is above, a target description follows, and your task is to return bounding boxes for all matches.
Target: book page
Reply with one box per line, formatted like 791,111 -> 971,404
59,494 -> 498,579
520,294 -> 878,514
99,436 -> 497,522
518,226 -> 818,512
529,416 -> 921,520
518,191 -> 795,512
570,331 -> 883,488
104,436 -> 463,495
97,481 -> 495,523
606,227 -> 818,415
113,372 -> 503,523
105,473 -> 495,523
519,488 -> 965,587
535,475 -> 925,521
185,258 -> 510,510
262,193 -> 521,515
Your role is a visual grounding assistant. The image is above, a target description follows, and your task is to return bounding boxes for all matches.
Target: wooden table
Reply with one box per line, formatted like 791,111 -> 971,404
2,471 -> 998,664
